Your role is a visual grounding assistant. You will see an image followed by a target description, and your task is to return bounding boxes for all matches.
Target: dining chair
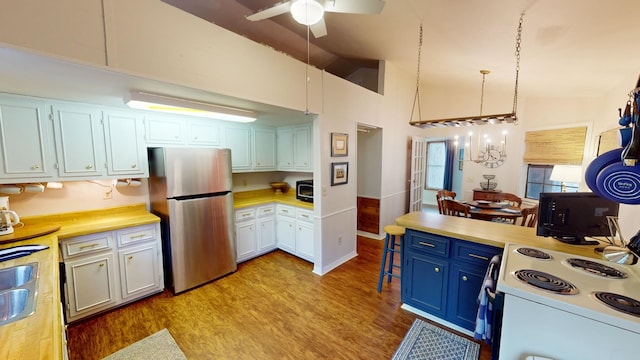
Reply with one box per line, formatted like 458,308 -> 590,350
441,199 -> 470,217
496,193 -> 522,207
436,190 -> 457,214
519,205 -> 539,227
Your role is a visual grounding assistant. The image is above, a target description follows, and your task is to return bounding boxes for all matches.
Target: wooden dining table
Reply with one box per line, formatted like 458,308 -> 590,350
467,201 -> 522,222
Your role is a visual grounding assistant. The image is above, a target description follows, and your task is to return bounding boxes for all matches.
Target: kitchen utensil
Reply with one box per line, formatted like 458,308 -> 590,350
594,246 -> 638,265
0,197 -> 20,236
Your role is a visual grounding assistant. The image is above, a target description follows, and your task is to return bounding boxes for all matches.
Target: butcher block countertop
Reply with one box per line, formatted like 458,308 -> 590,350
395,211 -> 605,259
234,188 -> 313,210
0,204 -> 159,360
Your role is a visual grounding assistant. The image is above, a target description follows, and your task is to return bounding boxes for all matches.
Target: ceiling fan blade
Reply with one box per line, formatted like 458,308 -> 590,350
246,1 -> 292,21
324,0 -> 385,14
310,18 -> 328,38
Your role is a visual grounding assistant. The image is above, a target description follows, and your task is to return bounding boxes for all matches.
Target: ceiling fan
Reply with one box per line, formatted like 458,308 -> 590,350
246,0 -> 386,38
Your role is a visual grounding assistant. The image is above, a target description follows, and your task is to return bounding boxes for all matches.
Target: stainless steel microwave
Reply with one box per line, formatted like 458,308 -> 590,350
296,180 -> 313,203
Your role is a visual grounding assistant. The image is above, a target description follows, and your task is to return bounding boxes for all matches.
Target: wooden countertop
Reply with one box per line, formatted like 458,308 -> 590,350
234,189 -> 314,210
0,204 -> 160,360
395,211 -> 605,259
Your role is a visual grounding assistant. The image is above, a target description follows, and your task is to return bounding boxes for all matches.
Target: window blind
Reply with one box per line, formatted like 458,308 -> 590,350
523,126 -> 587,164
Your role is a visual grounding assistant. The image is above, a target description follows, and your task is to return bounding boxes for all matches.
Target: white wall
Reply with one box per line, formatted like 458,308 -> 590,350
356,128 -> 382,199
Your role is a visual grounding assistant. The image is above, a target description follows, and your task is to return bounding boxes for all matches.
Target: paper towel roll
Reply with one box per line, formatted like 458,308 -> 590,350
129,179 -> 142,187
115,179 -> 130,187
46,182 -> 64,189
0,185 -> 23,194
24,183 -> 45,193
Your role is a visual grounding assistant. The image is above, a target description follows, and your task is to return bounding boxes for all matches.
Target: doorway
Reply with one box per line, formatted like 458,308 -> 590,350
356,123 -> 382,237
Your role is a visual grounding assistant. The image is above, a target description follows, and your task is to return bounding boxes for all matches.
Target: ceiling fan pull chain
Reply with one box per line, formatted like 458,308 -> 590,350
410,23 -> 424,122
512,12 -> 524,121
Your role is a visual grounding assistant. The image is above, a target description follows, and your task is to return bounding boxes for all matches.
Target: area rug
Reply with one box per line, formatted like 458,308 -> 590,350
102,328 -> 187,360
392,319 -> 480,360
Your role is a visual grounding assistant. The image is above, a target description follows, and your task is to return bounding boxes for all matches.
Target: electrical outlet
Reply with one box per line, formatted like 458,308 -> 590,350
104,189 -> 113,199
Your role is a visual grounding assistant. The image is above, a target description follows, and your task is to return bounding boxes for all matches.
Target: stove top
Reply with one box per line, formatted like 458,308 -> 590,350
497,243 -> 640,334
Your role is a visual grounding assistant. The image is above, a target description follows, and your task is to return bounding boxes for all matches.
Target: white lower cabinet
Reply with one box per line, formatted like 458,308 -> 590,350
235,204 -> 276,262
61,223 -> 163,323
275,204 -> 314,262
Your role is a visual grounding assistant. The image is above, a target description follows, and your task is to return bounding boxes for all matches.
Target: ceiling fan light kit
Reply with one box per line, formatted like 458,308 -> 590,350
290,0 -> 325,25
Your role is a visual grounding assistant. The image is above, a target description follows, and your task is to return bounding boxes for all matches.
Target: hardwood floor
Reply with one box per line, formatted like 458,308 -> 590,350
67,236 -> 492,359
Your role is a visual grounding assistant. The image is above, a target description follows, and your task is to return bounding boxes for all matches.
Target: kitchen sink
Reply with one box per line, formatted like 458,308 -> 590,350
0,262 -> 38,326
0,263 -> 37,291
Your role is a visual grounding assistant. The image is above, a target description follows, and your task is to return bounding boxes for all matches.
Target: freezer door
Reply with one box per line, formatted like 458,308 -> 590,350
151,147 -> 232,197
167,192 -> 236,293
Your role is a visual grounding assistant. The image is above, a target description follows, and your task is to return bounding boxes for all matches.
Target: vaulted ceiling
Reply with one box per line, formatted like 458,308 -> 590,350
163,0 -> 640,98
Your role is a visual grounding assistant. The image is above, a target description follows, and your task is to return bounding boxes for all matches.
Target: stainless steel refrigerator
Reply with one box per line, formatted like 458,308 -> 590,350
148,147 -> 237,294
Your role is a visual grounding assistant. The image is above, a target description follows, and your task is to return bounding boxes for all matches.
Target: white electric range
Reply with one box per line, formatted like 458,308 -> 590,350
497,243 -> 640,360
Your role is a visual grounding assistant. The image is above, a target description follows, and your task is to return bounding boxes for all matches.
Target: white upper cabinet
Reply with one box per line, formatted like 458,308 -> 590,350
103,110 -> 148,177
51,103 -> 106,177
0,95 -> 55,181
224,125 -> 252,171
277,123 -> 312,172
188,118 -> 221,146
144,114 -> 186,145
253,127 -> 277,170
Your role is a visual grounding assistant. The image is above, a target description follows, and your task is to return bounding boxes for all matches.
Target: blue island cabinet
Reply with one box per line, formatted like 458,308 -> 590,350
401,228 -> 502,332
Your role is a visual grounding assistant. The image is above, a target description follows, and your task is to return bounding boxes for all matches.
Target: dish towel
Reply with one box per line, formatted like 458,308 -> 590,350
473,254 -> 501,345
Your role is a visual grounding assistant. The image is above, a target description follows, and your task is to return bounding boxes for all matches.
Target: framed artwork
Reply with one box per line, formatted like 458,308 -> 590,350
331,162 -> 349,186
458,149 -> 464,171
331,132 -> 348,157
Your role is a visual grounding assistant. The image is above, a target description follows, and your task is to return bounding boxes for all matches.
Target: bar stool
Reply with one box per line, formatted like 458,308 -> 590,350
377,225 -> 405,292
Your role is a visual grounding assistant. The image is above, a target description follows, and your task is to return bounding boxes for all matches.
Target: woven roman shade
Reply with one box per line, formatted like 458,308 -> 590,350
523,126 -> 587,164
597,127 -> 620,155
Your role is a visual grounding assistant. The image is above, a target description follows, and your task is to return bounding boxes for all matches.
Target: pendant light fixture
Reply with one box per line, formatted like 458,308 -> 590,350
410,12 -> 525,129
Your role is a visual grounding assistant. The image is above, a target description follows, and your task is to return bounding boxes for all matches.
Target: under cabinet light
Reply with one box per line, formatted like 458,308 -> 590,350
125,91 -> 257,123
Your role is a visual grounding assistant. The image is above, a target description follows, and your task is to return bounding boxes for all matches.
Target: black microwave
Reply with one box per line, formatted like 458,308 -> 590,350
296,180 -> 313,203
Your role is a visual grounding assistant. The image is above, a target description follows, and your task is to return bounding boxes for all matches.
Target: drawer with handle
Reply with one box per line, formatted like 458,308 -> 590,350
406,229 -> 450,258
453,241 -> 501,267
235,208 -> 256,222
61,232 -> 113,259
117,224 -> 157,247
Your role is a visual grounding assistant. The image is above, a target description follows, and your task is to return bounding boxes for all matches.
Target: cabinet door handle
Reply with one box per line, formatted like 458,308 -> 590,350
128,255 -> 133,260
99,263 -> 105,268
86,164 -> 93,169
469,253 -> 489,261
434,267 -> 440,272
32,164 -> 40,169
462,275 -> 468,281
418,241 -> 435,247
131,164 -> 137,169
79,243 -> 99,250
131,234 -> 147,239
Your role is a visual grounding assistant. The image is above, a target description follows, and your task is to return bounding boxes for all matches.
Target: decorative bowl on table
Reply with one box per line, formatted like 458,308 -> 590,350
269,182 -> 290,194
479,181 -> 498,190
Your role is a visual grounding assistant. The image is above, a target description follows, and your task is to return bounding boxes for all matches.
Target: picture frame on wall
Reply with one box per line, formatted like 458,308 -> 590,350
331,162 -> 349,186
458,149 -> 464,171
331,132 -> 348,157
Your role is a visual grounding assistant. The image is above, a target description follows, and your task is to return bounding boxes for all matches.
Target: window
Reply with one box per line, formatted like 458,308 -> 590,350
525,165 -> 579,199
426,141 -> 446,189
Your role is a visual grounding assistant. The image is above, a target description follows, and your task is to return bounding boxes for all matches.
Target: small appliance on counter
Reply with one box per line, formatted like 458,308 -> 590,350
296,179 -> 313,203
0,196 -> 20,235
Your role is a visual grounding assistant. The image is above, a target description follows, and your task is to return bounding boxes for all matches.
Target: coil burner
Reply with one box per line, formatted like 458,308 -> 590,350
513,269 -> 578,295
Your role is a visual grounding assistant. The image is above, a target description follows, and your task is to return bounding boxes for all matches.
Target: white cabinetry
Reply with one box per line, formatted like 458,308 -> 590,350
103,110 -> 148,177
60,223 -> 163,323
276,204 -> 314,262
295,208 -> 314,262
51,103 -> 106,177
188,118 -> 221,146
235,204 -> 276,263
277,124 -> 312,171
0,95 -> 55,181
253,127 -> 276,170
225,125 -> 252,171
144,114 -> 186,145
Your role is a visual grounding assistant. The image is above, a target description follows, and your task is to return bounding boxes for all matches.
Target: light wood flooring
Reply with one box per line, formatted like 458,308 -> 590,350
67,236 -> 491,360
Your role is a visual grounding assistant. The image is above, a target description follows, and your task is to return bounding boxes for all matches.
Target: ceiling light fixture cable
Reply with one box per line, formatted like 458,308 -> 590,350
409,23 -> 424,122
409,12 -> 526,128
304,20 -> 311,115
